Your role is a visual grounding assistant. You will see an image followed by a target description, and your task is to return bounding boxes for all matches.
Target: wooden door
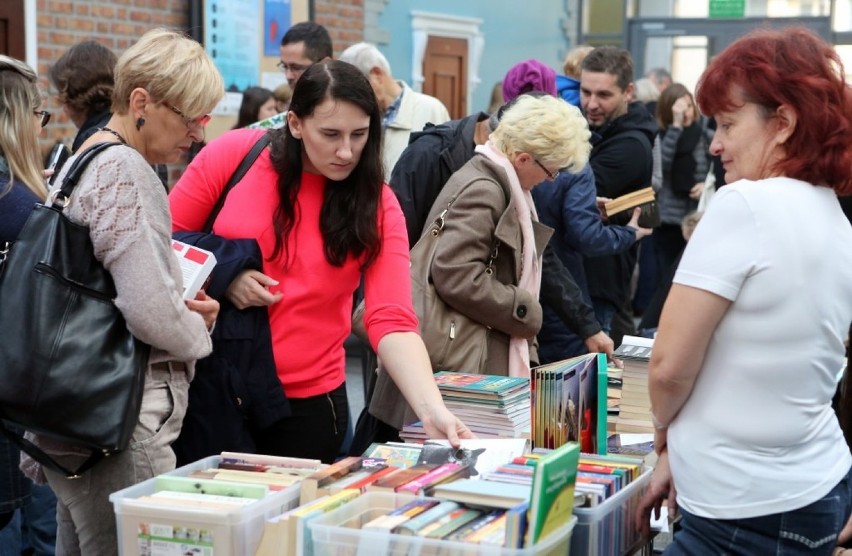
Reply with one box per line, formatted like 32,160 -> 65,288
422,36 -> 467,120
0,0 -> 25,59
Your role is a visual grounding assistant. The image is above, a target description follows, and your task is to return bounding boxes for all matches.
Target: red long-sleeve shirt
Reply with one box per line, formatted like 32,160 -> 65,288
170,129 -> 418,398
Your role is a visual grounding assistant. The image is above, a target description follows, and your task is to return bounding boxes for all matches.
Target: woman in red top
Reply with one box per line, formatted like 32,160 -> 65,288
170,60 -> 471,462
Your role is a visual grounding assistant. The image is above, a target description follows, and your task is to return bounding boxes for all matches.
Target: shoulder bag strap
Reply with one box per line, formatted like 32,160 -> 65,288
54,142 -> 122,209
0,423 -> 104,479
202,133 -> 273,233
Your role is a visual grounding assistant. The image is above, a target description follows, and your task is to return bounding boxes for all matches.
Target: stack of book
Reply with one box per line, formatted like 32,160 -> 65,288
610,336 -> 655,434
574,453 -> 645,508
531,353 -> 608,454
571,453 -> 652,556
400,372 -> 531,441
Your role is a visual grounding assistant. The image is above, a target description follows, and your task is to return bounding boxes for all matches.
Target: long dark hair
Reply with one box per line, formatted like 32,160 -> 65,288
234,86 -> 273,129
268,60 -> 384,269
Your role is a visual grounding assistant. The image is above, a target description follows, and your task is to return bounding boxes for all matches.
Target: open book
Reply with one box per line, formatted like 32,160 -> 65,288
171,240 -> 216,300
604,187 -> 660,228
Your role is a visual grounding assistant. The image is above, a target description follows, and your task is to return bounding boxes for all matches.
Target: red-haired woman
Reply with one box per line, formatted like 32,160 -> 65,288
637,27 -> 852,554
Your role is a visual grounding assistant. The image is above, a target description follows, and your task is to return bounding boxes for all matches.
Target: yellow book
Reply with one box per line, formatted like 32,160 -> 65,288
285,489 -> 360,555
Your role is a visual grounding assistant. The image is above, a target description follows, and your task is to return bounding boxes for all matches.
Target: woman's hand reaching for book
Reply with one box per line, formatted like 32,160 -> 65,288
226,269 -> 284,309
421,405 -> 476,448
635,449 -> 677,538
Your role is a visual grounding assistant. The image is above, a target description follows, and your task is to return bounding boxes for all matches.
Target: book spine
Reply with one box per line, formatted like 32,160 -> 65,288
394,501 -> 460,535
394,463 -> 462,494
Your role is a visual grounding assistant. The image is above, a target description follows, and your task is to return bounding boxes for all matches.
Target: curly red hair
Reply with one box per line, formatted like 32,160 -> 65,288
696,27 -> 852,194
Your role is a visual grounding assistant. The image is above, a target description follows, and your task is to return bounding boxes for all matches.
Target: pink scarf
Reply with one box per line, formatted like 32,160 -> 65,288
475,141 -> 542,378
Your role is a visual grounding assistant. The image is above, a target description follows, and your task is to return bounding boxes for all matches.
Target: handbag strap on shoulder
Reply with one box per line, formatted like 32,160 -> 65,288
202,132 -> 273,233
54,142 -> 123,209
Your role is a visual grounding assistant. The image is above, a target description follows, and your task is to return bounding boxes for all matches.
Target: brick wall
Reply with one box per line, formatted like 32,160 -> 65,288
313,0 -> 364,56
35,0 -> 364,184
37,0 -> 190,150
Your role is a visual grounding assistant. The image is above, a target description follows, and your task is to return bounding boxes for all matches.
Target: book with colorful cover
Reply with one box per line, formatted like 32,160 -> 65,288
527,442 -> 580,546
171,239 -> 216,300
446,510 -> 504,542
395,463 -> 469,495
362,442 -> 422,468
434,372 -> 529,397
365,464 -> 438,493
394,500 -> 461,536
422,508 -> 483,539
361,498 -> 439,530
504,500 -> 529,548
532,353 -> 607,454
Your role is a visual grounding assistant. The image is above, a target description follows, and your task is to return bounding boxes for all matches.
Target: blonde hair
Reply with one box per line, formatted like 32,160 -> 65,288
112,28 -> 224,118
0,55 -> 47,200
562,45 -> 593,79
490,95 -> 591,173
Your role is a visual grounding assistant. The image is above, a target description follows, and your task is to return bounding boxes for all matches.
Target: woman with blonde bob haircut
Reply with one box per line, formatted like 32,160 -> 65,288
19,29 -> 224,554
421,94 -> 590,376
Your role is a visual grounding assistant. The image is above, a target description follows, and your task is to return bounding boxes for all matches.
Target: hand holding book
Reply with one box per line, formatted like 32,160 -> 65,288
603,187 -> 660,228
185,290 -> 219,331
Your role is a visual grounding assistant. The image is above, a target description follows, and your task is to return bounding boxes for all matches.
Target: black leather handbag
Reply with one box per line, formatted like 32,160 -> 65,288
0,142 -> 150,478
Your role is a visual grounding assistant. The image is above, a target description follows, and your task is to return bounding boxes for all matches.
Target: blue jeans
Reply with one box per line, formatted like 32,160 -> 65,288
0,483 -> 57,556
591,298 -> 618,336
666,469 -> 852,555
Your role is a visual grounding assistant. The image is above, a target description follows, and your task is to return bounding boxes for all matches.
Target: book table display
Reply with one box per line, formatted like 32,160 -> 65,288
109,360 -> 657,555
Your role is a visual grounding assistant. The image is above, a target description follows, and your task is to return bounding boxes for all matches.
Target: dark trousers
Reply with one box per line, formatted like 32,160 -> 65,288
253,382 -> 349,464
652,224 -> 687,289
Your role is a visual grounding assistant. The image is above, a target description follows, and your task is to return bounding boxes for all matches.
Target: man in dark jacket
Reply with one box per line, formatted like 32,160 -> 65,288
579,46 -> 658,342
532,164 -> 647,363
389,108 -> 612,358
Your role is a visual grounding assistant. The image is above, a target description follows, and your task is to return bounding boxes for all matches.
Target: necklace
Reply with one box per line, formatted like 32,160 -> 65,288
99,126 -> 127,145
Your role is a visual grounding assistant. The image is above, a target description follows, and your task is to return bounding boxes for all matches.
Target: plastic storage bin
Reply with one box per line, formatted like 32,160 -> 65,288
110,455 -> 301,556
308,491 -> 576,556
571,467 -> 653,556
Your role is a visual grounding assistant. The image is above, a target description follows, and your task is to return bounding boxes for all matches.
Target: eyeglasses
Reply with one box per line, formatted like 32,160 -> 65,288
34,110 -> 51,127
534,159 -> 560,181
276,61 -> 310,74
163,102 -> 211,130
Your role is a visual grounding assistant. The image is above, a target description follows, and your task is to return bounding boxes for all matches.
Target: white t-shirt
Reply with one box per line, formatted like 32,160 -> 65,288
669,176 -> 852,519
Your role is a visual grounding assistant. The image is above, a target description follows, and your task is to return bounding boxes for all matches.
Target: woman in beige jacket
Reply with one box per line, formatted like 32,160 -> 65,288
371,94 -> 591,429
422,94 -> 591,376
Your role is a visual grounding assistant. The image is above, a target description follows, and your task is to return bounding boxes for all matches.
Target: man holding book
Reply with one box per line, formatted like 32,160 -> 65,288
579,46 -> 658,341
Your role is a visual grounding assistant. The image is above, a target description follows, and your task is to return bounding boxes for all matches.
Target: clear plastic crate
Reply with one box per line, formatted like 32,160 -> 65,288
308,491 -> 576,556
109,455 -> 300,556
571,467 -> 653,556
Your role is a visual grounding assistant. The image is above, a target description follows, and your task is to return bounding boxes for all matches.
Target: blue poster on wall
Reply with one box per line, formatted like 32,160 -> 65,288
205,0 -> 260,91
264,0 -> 291,56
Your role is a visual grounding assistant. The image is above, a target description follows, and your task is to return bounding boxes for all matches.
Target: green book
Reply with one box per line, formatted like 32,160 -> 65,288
422,508 -> 482,539
153,476 -> 267,500
527,442 -> 580,546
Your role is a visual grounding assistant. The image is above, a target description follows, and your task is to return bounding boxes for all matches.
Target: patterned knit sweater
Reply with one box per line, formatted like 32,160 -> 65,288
20,143 -> 212,477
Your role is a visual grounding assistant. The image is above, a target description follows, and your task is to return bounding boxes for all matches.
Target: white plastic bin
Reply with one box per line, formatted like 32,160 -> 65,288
308,491 -> 576,556
571,467 -> 653,556
109,455 -> 300,556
